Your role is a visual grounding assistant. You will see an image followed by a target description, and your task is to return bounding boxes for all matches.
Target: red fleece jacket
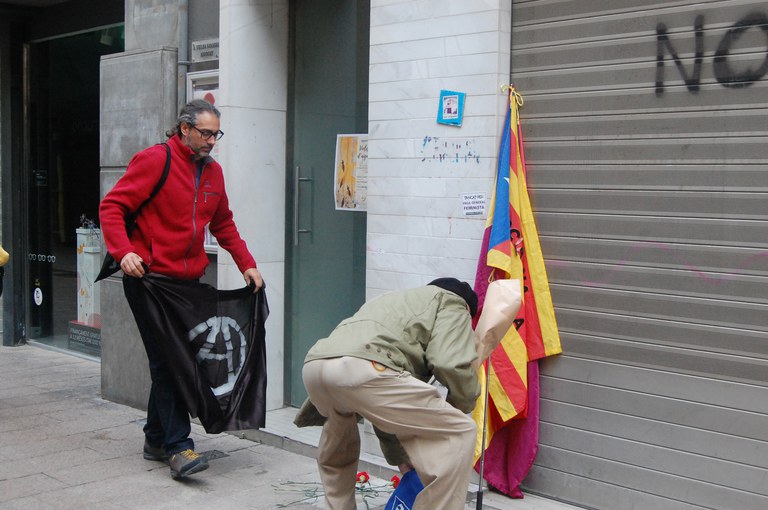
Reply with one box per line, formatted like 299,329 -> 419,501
99,135 -> 256,280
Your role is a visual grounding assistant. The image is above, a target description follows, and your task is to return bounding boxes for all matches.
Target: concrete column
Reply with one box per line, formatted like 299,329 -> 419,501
219,0 -> 289,410
99,0 -> 183,407
99,47 -> 179,408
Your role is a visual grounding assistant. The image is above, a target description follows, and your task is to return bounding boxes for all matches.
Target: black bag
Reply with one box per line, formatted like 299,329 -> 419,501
95,143 -> 171,282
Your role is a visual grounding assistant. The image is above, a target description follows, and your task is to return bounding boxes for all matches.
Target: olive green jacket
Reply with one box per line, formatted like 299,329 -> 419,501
295,286 -> 481,465
304,285 -> 481,413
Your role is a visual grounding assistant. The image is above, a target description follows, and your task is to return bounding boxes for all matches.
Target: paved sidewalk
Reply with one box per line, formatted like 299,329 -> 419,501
0,344 -> 580,510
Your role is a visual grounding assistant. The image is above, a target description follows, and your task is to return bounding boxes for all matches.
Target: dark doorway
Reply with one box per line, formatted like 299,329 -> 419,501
26,26 -> 124,354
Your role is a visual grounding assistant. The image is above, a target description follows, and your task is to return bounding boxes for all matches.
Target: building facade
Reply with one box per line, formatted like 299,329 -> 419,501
1,1 -> 766,509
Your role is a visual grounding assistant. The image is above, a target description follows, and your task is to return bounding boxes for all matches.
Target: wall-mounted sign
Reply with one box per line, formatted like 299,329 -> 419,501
461,192 -> 486,216
191,38 -> 219,62
187,70 -> 220,161
437,89 -> 466,126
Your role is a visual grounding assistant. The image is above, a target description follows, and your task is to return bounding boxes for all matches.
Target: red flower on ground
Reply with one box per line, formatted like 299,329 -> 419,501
390,475 -> 401,488
356,471 -> 370,484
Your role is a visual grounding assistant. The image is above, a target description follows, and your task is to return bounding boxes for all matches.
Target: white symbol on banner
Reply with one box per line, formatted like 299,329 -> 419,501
188,316 -> 247,396
392,497 -> 409,510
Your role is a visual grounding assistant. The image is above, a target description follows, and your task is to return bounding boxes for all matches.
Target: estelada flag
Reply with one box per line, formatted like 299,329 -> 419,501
139,274 -> 269,434
472,87 -> 561,496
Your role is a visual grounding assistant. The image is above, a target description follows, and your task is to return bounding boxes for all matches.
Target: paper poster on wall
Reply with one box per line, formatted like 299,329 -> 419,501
437,90 -> 466,126
461,192 -> 487,216
334,134 -> 368,212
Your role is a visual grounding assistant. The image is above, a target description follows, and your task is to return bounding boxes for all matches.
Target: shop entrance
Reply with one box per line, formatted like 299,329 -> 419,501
25,27 -> 124,356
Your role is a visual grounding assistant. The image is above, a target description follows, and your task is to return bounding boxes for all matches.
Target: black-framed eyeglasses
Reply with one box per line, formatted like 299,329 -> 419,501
191,125 -> 224,141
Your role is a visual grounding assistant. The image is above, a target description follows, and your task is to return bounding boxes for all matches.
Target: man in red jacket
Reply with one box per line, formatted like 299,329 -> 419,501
99,99 -> 262,479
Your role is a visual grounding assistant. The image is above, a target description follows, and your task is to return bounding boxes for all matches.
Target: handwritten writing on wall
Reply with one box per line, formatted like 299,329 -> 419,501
655,12 -> 768,94
420,136 -> 481,164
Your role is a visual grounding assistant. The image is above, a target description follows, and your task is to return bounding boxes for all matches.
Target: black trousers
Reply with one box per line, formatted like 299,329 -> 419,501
123,276 -> 194,454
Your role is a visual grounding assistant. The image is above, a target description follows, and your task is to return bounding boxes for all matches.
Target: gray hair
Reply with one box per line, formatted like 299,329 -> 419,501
166,99 -> 221,138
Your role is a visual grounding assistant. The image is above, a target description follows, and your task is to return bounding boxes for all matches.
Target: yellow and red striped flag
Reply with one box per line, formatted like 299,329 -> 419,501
472,87 -> 562,496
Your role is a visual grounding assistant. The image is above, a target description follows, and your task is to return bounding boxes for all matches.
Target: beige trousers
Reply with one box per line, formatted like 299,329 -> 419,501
302,357 -> 476,510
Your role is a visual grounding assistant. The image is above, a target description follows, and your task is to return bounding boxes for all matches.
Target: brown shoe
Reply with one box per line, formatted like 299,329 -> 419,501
169,449 -> 209,479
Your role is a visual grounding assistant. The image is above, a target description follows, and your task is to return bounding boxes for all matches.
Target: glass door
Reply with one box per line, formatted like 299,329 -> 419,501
25,28 -> 124,355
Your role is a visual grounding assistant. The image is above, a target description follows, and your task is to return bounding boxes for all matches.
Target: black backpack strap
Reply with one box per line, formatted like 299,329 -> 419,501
146,142 -> 172,204
128,143 -> 171,222
95,144 -> 172,283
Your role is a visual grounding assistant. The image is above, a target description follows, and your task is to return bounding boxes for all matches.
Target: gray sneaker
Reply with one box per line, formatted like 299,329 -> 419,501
143,439 -> 168,462
169,449 -> 209,479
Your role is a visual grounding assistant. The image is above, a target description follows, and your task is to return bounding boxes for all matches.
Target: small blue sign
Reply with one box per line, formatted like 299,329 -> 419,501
437,89 -> 466,126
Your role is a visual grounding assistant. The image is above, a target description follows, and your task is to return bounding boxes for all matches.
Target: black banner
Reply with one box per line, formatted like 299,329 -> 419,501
140,274 -> 268,433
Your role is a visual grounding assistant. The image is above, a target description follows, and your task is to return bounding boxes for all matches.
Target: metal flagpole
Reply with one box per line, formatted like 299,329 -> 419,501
476,356 -> 493,509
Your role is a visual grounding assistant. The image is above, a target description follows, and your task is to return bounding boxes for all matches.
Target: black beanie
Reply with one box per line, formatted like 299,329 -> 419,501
428,277 -> 478,316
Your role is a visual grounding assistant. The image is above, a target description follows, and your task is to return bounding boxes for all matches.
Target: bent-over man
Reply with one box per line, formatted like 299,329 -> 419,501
297,277 -> 481,510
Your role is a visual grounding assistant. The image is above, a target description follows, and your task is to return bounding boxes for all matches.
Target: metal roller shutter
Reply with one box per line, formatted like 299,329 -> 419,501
511,1 -> 768,509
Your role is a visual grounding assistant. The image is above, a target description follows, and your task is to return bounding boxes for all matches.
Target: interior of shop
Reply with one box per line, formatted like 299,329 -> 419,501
26,26 -> 124,356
